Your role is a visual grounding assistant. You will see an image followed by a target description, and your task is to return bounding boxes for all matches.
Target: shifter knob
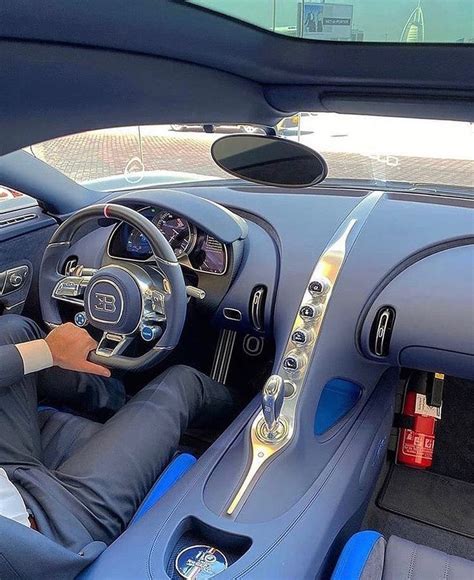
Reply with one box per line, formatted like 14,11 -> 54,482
262,375 -> 285,434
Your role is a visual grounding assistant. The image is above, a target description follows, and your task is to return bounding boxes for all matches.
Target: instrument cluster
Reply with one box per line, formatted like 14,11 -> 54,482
108,207 -> 228,275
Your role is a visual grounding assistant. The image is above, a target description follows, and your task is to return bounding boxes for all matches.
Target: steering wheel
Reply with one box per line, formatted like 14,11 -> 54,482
39,204 -> 187,371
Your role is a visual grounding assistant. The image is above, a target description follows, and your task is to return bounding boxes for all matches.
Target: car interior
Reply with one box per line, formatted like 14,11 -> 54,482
0,1 -> 473,579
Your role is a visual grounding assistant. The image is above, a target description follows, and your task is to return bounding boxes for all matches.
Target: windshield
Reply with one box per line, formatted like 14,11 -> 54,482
29,116 -> 473,194
188,1 -> 473,43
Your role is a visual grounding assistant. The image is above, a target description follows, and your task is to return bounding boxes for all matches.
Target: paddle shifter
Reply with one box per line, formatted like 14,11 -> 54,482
261,375 -> 285,441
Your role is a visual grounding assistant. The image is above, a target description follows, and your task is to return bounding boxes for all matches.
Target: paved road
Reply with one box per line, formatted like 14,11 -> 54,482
29,123 -> 474,189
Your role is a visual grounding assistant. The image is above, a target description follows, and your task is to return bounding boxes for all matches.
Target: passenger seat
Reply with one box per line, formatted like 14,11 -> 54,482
331,530 -> 474,580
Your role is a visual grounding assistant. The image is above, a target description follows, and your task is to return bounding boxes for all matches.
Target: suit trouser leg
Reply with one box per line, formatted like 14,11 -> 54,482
0,315 -> 44,466
1,315 -> 240,549
0,314 -> 125,548
0,314 -> 125,425
52,365 -> 241,544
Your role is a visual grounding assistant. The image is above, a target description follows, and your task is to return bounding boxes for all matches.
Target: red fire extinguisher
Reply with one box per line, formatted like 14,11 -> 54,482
397,372 -> 444,469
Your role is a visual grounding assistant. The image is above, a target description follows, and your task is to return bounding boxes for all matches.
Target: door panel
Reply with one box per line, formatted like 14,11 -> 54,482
0,201 -> 57,320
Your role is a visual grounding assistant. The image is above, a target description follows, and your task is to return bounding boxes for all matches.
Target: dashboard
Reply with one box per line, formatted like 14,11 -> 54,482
108,206 -> 228,275
59,185 -> 473,381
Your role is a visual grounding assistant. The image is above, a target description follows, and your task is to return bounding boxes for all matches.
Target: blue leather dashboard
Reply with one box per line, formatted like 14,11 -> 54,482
76,183 -> 473,579
69,185 -> 474,377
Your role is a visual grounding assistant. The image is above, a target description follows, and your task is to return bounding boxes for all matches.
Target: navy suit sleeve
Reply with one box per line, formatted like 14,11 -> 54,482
0,344 -> 25,388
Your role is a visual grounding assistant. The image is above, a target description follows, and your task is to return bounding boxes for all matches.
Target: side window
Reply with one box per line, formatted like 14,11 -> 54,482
0,186 -> 37,213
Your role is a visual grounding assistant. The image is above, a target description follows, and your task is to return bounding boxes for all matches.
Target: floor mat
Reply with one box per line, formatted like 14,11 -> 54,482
431,376 -> 474,483
378,464 -> 474,539
363,461 -> 474,560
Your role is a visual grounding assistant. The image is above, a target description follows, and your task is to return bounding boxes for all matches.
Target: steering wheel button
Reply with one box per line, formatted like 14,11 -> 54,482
74,312 -> 88,327
141,325 -> 160,342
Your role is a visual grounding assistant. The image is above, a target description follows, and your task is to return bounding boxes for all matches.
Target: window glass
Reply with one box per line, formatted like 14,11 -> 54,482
0,186 -> 36,213
28,118 -> 474,194
188,1 -> 473,43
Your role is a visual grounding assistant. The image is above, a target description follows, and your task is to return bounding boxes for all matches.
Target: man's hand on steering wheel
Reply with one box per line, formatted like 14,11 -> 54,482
45,323 -> 111,378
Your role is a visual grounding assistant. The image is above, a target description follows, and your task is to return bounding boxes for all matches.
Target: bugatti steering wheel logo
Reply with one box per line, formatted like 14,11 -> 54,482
94,292 -> 117,313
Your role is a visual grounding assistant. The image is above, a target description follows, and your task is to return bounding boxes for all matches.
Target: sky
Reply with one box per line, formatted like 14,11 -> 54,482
191,0 -> 474,42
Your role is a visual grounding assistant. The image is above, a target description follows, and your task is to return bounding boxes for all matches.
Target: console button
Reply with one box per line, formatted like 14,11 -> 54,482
300,305 -> 314,319
299,304 -> 322,320
309,281 -> 323,294
283,352 -> 306,373
291,328 -> 312,346
308,278 -> 330,296
283,356 -> 298,371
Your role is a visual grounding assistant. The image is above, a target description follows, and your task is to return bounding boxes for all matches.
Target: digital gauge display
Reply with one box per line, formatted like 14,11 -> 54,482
195,235 -> 227,274
153,211 -> 196,258
109,207 -> 228,275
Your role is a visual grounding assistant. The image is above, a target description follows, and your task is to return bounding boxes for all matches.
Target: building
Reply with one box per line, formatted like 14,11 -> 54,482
400,1 -> 425,42
351,28 -> 364,42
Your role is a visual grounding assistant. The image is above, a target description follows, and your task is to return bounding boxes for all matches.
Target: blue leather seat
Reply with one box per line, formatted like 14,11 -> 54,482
332,530 -> 474,580
38,408 -> 196,523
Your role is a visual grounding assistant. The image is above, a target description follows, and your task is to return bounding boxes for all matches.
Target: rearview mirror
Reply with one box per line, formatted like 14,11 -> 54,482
211,134 -> 328,188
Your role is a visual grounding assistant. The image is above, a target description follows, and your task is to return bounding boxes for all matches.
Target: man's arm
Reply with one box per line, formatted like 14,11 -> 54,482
0,323 -> 110,389
0,344 -> 27,389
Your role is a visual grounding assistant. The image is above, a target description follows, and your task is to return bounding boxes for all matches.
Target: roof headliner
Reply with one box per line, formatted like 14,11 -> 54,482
0,0 -> 472,155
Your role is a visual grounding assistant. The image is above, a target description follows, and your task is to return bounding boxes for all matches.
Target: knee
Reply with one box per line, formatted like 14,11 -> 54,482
0,315 -> 43,346
149,365 -> 205,399
165,364 -> 200,380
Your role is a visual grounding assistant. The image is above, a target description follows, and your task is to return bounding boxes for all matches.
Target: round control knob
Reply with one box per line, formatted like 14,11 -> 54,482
308,277 -> 330,297
291,328 -> 313,346
9,273 -> 23,288
74,312 -> 88,328
283,352 -> 306,373
299,304 -> 322,320
140,325 -> 161,342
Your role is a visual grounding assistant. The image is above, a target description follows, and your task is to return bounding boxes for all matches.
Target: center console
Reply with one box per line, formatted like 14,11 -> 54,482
81,192 -> 399,579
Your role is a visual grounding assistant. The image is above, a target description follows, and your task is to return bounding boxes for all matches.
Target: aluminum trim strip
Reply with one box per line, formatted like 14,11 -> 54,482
226,191 -> 384,516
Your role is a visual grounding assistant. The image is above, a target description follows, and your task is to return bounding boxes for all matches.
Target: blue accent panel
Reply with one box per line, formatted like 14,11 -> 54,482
315,379 -> 361,435
130,453 -> 196,525
331,531 -> 383,580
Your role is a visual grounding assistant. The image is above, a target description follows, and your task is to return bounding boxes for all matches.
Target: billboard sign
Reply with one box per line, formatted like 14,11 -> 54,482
301,2 -> 353,41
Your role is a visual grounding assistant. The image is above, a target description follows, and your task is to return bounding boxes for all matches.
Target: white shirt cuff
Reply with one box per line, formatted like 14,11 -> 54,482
15,339 -> 54,375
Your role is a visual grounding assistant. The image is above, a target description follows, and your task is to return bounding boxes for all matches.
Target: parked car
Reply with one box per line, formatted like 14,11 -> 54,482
0,186 -> 23,202
170,115 -> 299,134
170,123 -> 264,133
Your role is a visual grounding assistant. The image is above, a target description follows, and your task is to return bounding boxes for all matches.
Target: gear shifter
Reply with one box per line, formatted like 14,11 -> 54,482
261,375 -> 285,439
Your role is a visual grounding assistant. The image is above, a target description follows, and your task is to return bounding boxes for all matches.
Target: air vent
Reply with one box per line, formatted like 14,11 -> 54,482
370,306 -> 396,357
0,213 -> 37,228
250,286 -> 266,331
